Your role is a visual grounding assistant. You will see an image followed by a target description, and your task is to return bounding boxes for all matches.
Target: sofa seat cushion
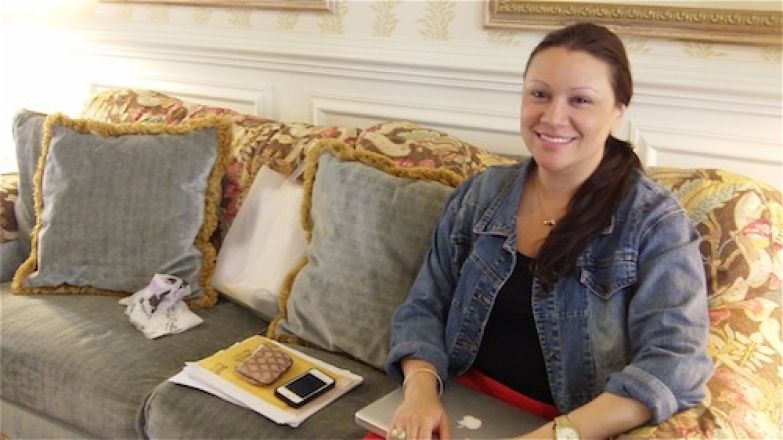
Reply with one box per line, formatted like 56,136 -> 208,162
0,283 -> 266,439
140,344 -> 395,439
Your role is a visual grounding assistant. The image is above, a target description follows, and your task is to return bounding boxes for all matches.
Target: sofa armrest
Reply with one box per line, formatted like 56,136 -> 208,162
621,357 -> 781,438
635,167 -> 783,439
620,403 -> 716,439
0,172 -> 18,243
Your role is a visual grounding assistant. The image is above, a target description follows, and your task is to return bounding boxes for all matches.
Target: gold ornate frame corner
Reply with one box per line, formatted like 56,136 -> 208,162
484,0 -> 782,46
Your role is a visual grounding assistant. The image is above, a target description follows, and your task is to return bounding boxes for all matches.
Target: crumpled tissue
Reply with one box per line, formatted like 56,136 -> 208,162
119,274 -> 204,339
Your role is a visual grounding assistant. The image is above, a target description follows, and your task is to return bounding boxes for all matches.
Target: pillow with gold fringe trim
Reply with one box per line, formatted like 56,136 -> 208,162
12,113 -> 231,309
267,139 -> 463,368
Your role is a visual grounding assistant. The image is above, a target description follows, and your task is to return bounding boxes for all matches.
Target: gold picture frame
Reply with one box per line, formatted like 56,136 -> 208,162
484,0 -> 782,46
100,0 -> 333,12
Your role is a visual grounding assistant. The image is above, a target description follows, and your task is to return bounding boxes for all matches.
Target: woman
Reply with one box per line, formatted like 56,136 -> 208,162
385,22 -> 712,440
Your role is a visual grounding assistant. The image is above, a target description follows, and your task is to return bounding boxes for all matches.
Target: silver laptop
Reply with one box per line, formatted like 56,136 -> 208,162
355,380 -> 547,439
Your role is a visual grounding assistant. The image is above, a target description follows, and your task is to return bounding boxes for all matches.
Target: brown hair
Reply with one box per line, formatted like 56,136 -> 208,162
524,22 -> 643,290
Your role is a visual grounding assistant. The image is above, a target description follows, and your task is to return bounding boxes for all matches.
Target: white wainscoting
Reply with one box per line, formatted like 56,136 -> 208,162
3,21 -> 780,188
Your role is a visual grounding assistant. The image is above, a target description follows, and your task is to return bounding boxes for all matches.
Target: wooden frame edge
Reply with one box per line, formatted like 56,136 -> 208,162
484,0 -> 782,46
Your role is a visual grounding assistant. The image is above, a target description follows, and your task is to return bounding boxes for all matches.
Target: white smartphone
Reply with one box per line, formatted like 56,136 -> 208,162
274,368 -> 336,408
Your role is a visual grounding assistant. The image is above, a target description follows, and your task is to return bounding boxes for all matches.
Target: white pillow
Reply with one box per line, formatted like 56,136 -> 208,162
213,166 -> 306,320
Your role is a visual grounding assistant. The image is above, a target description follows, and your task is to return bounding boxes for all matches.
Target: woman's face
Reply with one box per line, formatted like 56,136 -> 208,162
521,47 -> 626,180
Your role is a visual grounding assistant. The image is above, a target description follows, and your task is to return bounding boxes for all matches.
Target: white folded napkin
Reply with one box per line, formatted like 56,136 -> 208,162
119,274 -> 204,339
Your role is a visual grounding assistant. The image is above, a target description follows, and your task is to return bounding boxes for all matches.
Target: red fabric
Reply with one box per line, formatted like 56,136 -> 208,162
361,369 -> 559,439
455,369 -> 560,420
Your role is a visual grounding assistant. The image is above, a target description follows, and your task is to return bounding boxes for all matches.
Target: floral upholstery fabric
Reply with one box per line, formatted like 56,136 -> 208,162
356,121 -> 516,179
0,173 -> 18,243
81,89 -> 208,125
622,167 -> 782,439
81,89 -> 357,245
261,123 -> 359,177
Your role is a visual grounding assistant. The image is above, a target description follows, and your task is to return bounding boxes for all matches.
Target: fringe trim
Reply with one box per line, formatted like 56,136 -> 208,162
12,113 -> 233,309
187,116 -> 232,309
266,138 -> 464,343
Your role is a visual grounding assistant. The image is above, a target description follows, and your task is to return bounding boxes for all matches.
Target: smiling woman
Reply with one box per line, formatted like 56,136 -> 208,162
383,22 -> 713,440
98,0 -> 333,12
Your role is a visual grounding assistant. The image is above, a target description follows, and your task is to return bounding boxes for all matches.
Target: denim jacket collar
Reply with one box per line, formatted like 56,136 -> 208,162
472,159 -> 615,242
472,161 -> 530,239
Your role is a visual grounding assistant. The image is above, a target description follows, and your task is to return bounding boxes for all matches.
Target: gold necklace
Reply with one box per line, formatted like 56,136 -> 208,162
533,180 -> 558,227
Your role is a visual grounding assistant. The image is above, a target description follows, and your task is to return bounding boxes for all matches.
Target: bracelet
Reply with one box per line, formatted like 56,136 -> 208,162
402,368 -> 444,396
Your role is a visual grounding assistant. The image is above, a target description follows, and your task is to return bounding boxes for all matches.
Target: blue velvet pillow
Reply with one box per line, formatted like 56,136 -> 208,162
12,114 -> 231,308
269,140 -> 462,368
10,110 -> 47,273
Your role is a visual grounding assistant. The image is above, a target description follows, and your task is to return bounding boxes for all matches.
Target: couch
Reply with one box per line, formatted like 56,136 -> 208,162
0,88 -> 780,439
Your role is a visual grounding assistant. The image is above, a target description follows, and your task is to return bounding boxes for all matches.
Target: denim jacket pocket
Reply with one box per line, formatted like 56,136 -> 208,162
578,251 -> 638,300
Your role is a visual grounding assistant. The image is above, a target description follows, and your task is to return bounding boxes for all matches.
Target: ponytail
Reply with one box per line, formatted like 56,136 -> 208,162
535,137 -> 642,290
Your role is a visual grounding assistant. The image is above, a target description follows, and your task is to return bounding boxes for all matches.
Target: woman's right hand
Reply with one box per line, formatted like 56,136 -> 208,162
387,367 -> 452,440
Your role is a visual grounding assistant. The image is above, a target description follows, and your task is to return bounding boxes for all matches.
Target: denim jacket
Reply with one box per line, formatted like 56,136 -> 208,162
386,159 -> 712,423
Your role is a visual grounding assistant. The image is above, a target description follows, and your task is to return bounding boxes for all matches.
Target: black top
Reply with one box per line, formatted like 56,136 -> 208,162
472,252 -> 555,404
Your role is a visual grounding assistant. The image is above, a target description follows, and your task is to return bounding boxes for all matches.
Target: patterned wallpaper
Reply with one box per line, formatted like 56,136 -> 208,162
10,0 -> 781,63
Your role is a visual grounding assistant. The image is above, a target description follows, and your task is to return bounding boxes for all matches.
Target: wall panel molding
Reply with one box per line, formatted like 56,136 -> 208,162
309,93 -> 517,132
633,88 -> 780,117
73,27 -> 524,93
65,23 -> 780,99
639,124 -> 781,165
633,123 -> 781,187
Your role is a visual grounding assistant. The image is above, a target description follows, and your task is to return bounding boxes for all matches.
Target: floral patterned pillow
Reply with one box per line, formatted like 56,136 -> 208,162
260,123 -> 359,176
81,88 -> 196,125
356,121 -> 516,179
622,167 -> 782,439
